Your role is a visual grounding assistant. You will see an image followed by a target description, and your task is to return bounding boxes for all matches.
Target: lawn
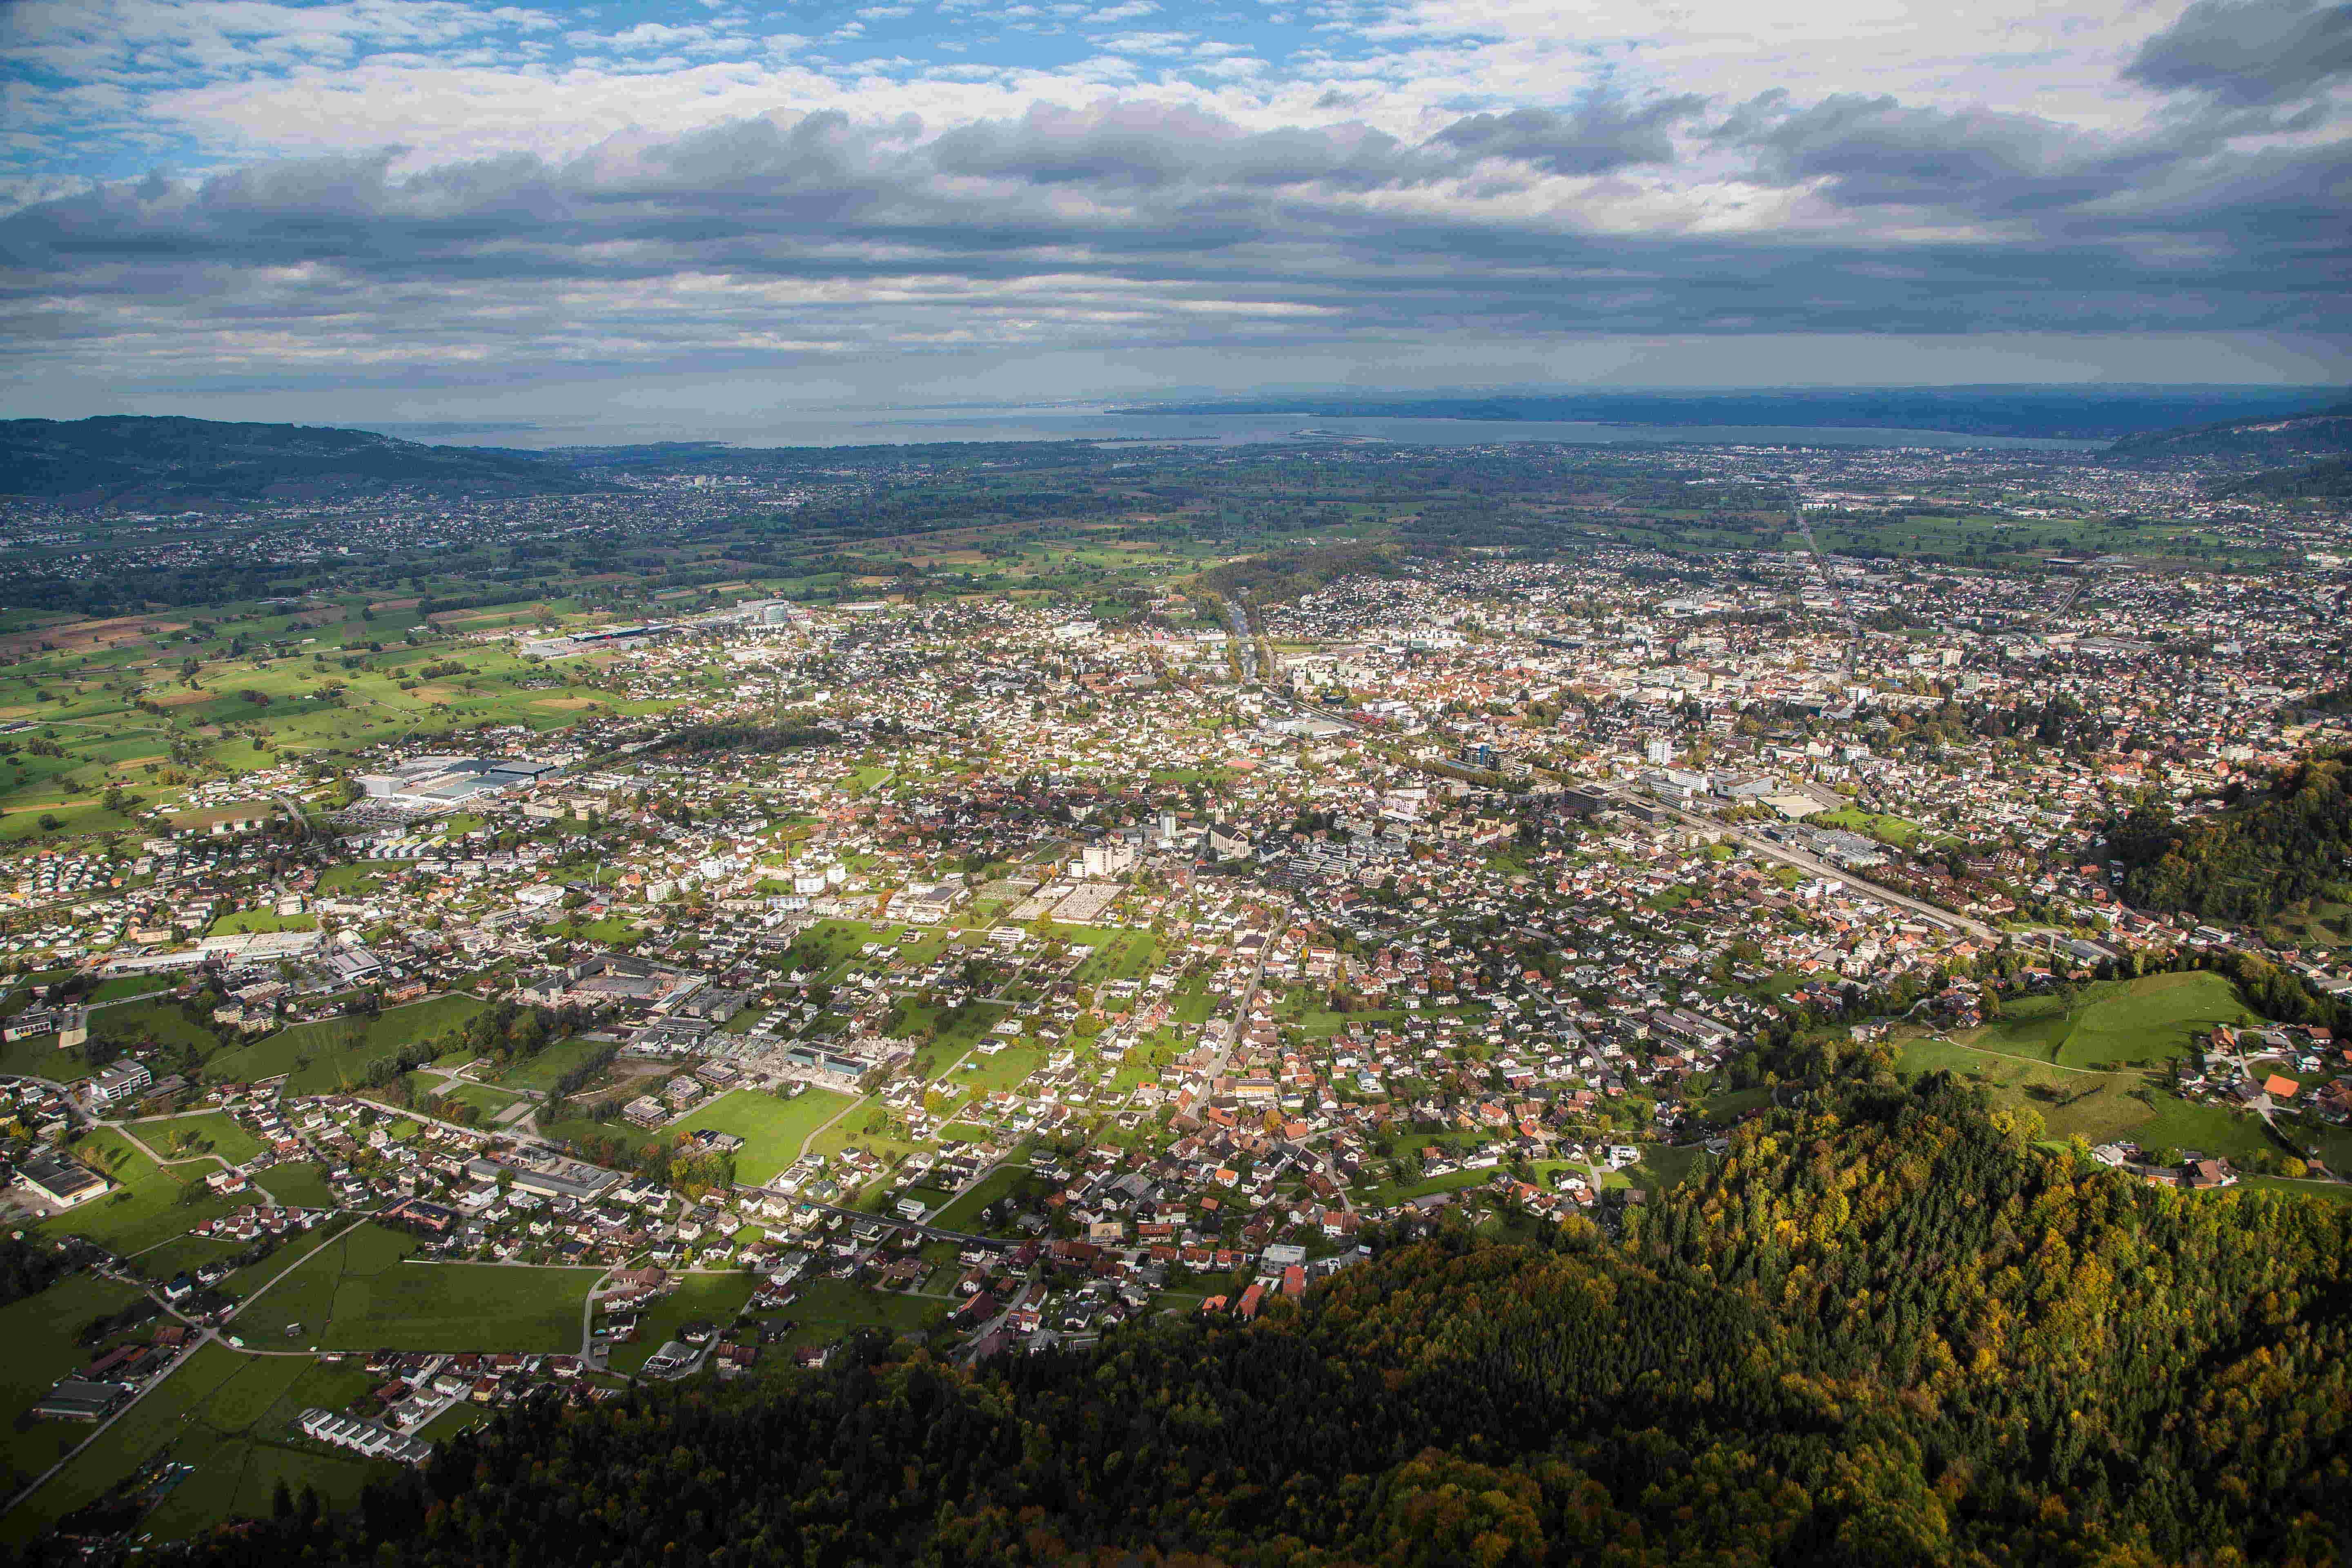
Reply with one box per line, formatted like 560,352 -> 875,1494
606,1272 -> 758,1375
252,1162 -> 337,1209
228,1222 -> 597,1352
205,993 -> 489,1091
670,1088 -> 859,1184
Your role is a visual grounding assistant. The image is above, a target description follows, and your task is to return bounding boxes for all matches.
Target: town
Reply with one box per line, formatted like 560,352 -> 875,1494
2,428 -> 2350,1548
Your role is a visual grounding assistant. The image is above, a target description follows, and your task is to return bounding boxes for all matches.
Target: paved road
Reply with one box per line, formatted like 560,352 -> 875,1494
1611,788 -> 1997,941
0,1215 -> 368,1521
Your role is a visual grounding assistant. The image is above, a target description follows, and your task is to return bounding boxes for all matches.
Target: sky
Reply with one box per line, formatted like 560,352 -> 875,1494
2,0 -> 2348,430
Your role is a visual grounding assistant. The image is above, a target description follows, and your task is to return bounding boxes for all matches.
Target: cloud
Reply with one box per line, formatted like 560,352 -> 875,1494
3,85 -> 2345,403
2124,0 -> 2352,107
1431,96 -> 1705,175
0,0 -> 2346,403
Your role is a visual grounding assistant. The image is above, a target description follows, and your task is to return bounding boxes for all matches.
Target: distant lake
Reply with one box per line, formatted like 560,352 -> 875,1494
438,404 -> 2111,452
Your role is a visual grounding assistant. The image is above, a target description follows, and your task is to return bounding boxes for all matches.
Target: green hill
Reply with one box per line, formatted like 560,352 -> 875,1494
2216,455 -> 2352,501
2106,400 -> 2352,462
2111,749 -> 2352,923
0,415 -> 602,506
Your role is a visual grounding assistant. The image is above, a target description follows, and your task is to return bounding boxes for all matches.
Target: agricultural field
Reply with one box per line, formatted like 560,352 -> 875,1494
0,1271 -> 154,1494
1897,1032 -> 2281,1162
0,595 -> 690,851
0,1344 -> 387,1546
227,1222 -> 597,1352
1959,971 -> 2257,1070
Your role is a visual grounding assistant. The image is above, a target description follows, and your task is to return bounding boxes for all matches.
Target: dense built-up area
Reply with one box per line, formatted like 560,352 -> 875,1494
2,428 -> 2351,1545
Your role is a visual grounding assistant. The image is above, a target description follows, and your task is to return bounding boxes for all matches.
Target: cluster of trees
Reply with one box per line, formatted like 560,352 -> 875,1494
152,1074 -> 2349,1568
0,1236 -> 65,1307
2111,749 -> 2352,921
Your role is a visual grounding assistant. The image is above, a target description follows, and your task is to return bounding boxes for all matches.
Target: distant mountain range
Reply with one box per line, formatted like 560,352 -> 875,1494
1109,385 -> 2346,441
0,416 -> 608,506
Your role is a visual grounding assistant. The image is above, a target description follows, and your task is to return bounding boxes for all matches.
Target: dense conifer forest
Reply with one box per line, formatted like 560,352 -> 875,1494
123,1071 -> 2349,1568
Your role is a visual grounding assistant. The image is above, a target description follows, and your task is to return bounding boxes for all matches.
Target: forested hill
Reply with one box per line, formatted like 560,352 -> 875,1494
0,416 -> 603,505
146,1076 -> 2352,1568
2105,401 -> 2352,463
2111,750 -> 2352,922
2216,455 -> 2352,501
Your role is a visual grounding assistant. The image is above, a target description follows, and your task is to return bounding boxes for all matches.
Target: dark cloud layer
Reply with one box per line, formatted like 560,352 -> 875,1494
2125,0 -> 2352,106
2,72 -> 2346,389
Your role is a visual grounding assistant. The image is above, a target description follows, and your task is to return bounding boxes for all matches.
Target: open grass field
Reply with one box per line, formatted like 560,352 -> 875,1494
1897,1033 -> 2281,1162
907,1000 -> 1011,1080
433,1080 -> 524,1121
1960,971 -> 2257,1070
490,1037 -> 612,1094
1806,807 -> 1951,849
252,1162 -> 336,1209
89,999 -> 221,1059
1630,1143 -> 1710,1194
670,1088 -> 858,1184
1070,931 -> 1159,988
0,1033 -> 87,1081
928,1165 -> 1036,1232
946,1041 -> 1045,1096
136,1111 -> 265,1166
229,1222 -> 596,1352
206,993 -> 489,1091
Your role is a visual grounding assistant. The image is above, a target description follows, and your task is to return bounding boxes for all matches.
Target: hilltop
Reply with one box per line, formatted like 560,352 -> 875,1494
0,416 -> 604,507
2105,400 -> 2352,463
